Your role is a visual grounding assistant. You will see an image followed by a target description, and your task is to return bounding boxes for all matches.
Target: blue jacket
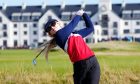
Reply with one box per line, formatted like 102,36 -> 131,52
55,13 -> 94,50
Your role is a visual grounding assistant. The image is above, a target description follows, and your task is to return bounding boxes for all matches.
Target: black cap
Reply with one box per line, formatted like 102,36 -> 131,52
44,19 -> 57,32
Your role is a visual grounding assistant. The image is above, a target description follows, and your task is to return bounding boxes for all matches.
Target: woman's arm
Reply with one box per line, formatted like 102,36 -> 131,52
61,9 -> 84,36
55,10 -> 84,49
57,15 -> 81,38
76,13 -> 94,38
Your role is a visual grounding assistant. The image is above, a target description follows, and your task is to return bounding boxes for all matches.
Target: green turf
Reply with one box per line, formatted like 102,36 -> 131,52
0,41 -> 140,84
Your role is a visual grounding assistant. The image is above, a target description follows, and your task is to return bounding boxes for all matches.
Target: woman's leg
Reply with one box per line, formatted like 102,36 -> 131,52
85,59 -> 100,84
73,56 -> 100,84
81,56 -> 100,84
73,61 -> 88,84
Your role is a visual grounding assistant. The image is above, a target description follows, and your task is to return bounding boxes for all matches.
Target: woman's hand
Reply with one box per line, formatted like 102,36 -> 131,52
76,9 -> 85,16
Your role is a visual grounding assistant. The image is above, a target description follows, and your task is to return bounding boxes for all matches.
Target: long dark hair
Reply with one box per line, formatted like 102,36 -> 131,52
44,21 -> 58,61
43,38 -> 56,61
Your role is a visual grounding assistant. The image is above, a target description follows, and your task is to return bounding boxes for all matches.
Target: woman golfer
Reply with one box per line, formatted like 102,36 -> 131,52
44,9 -> 100,84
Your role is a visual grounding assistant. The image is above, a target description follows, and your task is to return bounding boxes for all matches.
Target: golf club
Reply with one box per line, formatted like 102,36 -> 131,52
32,43 -> 48,65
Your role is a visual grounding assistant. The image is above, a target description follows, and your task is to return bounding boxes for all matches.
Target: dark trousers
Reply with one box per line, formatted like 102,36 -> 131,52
73,56 -> 100,84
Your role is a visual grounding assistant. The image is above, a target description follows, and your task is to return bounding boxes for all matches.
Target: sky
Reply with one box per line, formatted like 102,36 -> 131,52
0,0 -> 140,6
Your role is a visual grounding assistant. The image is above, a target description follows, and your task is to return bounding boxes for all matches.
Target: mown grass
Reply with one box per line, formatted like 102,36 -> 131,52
0,41 -> 140,84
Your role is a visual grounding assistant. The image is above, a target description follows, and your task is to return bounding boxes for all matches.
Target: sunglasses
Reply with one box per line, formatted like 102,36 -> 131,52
45,20 -> 58,32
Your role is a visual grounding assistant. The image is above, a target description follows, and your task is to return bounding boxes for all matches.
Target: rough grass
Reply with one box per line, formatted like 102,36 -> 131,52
89,41 -> 140,52
0,41 -> 140,84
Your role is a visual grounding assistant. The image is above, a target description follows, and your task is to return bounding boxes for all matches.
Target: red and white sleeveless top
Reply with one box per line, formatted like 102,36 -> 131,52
64,33 -> 95,63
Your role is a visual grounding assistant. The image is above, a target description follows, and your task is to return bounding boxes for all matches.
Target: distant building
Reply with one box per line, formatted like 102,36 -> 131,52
0,0 -> 140,49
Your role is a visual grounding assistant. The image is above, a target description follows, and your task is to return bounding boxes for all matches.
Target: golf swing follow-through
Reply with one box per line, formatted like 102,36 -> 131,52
33,9 -> 100,84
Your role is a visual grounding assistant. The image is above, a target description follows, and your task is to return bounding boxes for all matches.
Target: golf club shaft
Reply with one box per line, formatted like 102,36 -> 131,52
34,44 -> 48,59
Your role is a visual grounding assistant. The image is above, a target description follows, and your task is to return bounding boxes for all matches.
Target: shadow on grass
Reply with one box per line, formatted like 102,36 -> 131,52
50,49 -> 59,52
92,48 -> 110,52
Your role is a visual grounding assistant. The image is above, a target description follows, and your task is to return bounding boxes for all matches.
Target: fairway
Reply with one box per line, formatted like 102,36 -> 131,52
0,41 -> 140,84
